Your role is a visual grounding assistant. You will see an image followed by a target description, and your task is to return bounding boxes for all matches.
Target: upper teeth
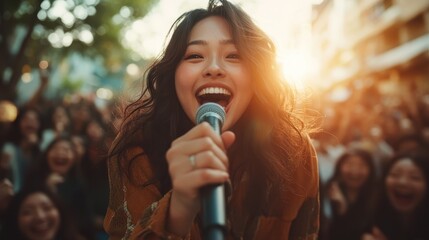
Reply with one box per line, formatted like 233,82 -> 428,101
198,87 -> 231,96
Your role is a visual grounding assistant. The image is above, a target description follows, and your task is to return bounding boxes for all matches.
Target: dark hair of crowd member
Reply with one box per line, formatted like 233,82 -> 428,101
44,103 -> 73,134
109,0 -> 315,216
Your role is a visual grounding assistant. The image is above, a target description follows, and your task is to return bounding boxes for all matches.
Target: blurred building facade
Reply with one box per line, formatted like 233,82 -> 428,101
310,0 -> 429,147
311,0 -> 429,92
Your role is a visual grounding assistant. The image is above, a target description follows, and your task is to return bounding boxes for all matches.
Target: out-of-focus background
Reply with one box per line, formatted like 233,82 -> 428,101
1,0 -> 428,239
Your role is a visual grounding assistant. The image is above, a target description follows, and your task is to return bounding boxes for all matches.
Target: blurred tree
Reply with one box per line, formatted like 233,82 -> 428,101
0,0 -> 158,101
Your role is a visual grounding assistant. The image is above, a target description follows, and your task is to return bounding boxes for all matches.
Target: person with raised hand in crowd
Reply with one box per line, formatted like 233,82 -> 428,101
25,135 -> 96,240
1,106 -> 44,193
40,103 -> 73,151
104,0 -> 319,239
319,149 -> 378,240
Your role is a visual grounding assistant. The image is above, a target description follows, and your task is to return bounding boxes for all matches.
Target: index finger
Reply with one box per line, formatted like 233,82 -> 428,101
173,122 -> 225,150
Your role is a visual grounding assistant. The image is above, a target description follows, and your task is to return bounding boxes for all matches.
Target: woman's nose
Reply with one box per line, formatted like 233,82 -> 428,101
34,208 -> 47,220
203,57 -> 225,78
397,175 -> 410,186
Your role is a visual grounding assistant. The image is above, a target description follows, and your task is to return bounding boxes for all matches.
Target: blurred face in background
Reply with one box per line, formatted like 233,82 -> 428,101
340,155 -> 370,191
386,158 -> 427,215
69,103 -> 91,126
71,135 -> 86,162
47,140 -> 76,176
20,110 -> 40,140
52,106 -> 70,132
86,120 -> 104,142
18,192 -> 60,240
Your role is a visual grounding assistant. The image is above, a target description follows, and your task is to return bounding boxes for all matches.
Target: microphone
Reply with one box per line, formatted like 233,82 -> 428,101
195,102 -> 226,240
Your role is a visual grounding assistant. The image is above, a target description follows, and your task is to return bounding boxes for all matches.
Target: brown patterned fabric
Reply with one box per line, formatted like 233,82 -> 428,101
104,143 -> 319,240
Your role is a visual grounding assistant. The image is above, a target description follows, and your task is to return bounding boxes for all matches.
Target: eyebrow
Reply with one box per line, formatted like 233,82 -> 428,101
187,39 -> 235,46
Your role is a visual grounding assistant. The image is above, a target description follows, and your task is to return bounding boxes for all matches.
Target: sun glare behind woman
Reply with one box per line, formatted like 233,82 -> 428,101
278,49 -> 317,92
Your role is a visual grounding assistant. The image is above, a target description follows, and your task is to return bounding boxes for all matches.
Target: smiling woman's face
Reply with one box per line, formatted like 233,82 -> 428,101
47,140 -> 75,176
175,16 -> 253,130
386,158 -> 427,214
339,155 -> 370,190
18,192 -> 60,240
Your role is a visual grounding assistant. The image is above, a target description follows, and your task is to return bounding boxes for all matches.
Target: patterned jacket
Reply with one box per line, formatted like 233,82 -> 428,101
104,137 -> 319,240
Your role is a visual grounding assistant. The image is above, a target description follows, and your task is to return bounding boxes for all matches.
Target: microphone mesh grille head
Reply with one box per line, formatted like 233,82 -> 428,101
195,102 -> 226,124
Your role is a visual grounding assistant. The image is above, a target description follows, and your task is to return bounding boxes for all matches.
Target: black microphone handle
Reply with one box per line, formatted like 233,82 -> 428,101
199,115 -> 226,240
201,184 -> 225,240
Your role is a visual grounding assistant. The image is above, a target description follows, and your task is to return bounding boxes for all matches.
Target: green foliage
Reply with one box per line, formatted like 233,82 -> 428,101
0,0 -> 158,101
59,76 -> 84,95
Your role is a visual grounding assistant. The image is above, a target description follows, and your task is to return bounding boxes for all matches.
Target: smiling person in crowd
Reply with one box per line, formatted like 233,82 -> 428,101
0,186 -> 84,240
363,150 -> 429,240
320,149 -> 378,240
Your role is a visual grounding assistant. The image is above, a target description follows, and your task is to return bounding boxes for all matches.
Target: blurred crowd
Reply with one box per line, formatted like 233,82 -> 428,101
0,81 -> 118,239
312,76 -> 429,240
0,70 -> 428,240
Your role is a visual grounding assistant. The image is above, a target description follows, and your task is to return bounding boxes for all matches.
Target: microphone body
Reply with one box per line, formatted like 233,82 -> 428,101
196,103 -> 226,240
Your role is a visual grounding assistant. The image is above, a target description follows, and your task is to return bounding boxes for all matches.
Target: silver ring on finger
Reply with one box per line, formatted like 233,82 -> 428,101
189,154 -> 197,170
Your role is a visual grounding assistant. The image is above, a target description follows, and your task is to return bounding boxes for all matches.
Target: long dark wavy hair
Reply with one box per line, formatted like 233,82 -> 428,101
110,0 -> 315,216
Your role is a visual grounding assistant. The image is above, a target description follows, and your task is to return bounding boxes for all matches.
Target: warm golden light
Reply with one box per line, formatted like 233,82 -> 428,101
0,100 -> 18,122
22,64 -> 31,73
279,49 -> 316,91
124,0 -> 314,65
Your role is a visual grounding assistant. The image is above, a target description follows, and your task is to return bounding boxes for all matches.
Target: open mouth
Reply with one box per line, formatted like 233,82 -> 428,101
53,157 -> 70,167
196,87 -> 232,109
345,178 -> 365,187
31,221 -> 51,233
391,190 -> 416,206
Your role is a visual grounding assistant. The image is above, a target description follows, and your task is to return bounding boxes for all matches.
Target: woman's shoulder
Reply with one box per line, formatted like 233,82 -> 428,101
108,145 -> 154,185
289,135 -> 319,197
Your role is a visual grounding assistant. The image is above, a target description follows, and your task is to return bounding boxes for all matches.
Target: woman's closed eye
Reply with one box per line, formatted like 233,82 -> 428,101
227,53 -> 240,59
184,54 -> 203,60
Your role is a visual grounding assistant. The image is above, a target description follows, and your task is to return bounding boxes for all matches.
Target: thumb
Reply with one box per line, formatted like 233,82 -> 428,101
221,131 -> 235,150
